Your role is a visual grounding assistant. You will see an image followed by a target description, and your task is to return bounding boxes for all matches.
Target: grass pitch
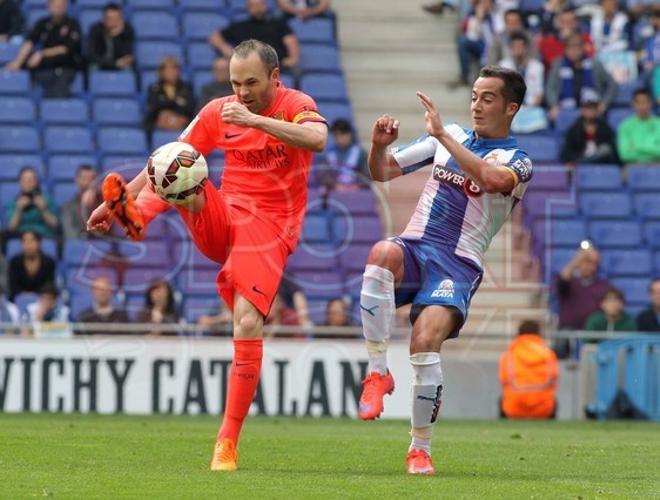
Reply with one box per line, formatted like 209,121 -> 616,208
0,414 -> 658,499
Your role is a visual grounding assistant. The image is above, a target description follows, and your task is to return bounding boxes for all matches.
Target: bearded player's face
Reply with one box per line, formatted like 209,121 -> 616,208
229,52 -> 279,114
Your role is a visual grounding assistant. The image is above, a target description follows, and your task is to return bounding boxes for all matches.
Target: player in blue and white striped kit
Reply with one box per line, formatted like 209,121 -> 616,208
357,66 -> 533,475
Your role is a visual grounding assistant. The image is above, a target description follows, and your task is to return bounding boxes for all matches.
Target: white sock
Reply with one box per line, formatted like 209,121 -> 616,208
360,265 -> 395,375
410,352 -> 443,454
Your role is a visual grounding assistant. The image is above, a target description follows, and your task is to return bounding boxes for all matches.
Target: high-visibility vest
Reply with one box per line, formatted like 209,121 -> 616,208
499,334 -> 559,419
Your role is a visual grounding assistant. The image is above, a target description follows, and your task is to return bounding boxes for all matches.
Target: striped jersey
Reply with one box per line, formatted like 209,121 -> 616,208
392,124 -> 533,268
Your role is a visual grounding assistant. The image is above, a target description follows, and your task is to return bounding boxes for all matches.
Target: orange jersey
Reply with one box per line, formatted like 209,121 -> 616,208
178,82 -> 326,250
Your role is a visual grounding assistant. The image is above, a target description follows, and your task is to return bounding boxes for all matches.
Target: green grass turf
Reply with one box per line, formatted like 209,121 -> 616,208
0,414 -> 658,499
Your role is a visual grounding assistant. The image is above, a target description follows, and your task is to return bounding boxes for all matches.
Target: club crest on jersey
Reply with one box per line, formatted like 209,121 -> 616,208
432,165 -> 483,198
431,279 -> 454,298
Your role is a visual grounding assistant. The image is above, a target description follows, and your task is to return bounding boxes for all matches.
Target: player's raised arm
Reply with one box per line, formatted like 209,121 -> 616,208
367,114 -> 403,182
417,91 -> 518,194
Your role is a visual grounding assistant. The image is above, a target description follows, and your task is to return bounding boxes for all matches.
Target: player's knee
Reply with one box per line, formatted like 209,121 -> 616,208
410,331 -> 438,353
234,309 -> 263,338
367,241 -> 402,274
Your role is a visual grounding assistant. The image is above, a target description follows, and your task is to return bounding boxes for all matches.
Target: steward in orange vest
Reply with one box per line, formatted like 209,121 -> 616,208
499,320 -> 558,419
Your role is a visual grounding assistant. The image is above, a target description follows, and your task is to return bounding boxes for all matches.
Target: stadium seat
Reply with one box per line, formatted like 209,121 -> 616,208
523,190 -> 578,220
644,222 -> 660,249
132,11 -> 179,40
520,0 -> 544,12
186,43 -> 216,70
329,191 -> 377,215
77,0 -> 111,8
627,165 -> 660,192
45,126 -> 94,154
140,70 -> 158,93
289,18 -> 335,44
178,267 -> 218,295
535,219 -> 586,248
515,135 -> 558,162
93,98 -> 142,126
613,80 -> 639,106
333,215 -> 382,244
152,129 -> 181,147
48,155 -> 98,181
183,296 -> 220,323
40,98 -> 89,125
287,245 -> 337,271
576,165 -> 622,191
117,240 -> 171,268
589,220 -> 642,248
98,127 -> 148,154
607,108 -> 632,130
6,237 -> 57,260
182,12 -> 229,41
79,8 -> 103,34
279,73 -> 295,89
526,165 -> 569,191
101,155 -> 147,179
69,293 -> 94,320
0,70 -> 30,94
0,126 -> 40,152
0,43 -> 20,65
302,215 -> 331,242
634,193 -> 660,220
26,8 -> 49,29
554,108 -> 580,136
655,251 -> 660,273
123,266 -> 179,293
2,97 -> 36,123
300,44 -> 340,73
192,70 -> 212,95
180,0 -> 226,11
289,271 -> 343,298
580,192 -> 632,218
300,74 -> 347,102
338,244 -> 372,272
173,241 -> 216,268
136,41 -> 184,69
318,102 -> 353,127
63,240 -> 113,267
0,155 -> 44,180
89,71 -> 137,96
546,247 -> 576,275
13,292 -> 39,316
0,181 -> 20,204
601,249 -> 652,276
610,277 -> 650,304
126,0 -> 175,9
53,182 -> 78,207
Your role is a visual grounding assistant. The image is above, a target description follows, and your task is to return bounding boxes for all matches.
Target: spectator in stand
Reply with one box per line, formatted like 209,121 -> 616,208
317,119 -> 369,192
488,9 -> 528,65
556,245 -> 610,330
197,300 -> 233,335
637,279 -> 660,332
3,167 -> 58,239
500,32 -> 546,133
0,284 -> 21,332
560,99 -> 620,164
87,2 -> 135,71
450,0 -> 494,88
626,0 -> 656,19
61,165 -> 102,240
7,231 -> 56,301
584,0 -> 631,53
144,56 -> 195,132
617,88 -> 660,165
499,320 -> 558,419
209,0 -> 300,76
198,57 -> 233,109
265,292 -> 300,329
76,276 -> 130,335
4,0 -> 82,97
546,33 -> 618,122
324,297 -> 351,327
538,0 -> 567,37
278,275 -> 313,326
584,287 -> 636,333
277,0 -> 331,20
639,7 -> 658,80
537,8 -> 594,70
0,0 -> 23,43
136,279 -> 179,335
25,283 -> 71,337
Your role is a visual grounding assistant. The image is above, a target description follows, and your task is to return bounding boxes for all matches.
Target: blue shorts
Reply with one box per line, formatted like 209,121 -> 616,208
391,237 -> 483,338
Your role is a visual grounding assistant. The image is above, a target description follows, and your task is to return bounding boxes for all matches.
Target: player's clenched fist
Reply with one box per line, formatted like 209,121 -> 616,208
371,114 -> 400,146
222,101 -> 257,127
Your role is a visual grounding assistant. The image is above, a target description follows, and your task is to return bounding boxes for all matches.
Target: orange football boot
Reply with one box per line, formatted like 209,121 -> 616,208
210,439 -> 238,472
102,172 -> 145,241
406,449 -> 436,475
358,371 -> 395,420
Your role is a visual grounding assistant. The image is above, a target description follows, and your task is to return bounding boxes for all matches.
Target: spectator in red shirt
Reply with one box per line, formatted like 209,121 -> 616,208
537,8 -> 594,70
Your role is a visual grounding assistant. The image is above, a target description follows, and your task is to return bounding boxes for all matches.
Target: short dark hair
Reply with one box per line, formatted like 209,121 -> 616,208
22,230 -> 42,243
232,39 -> 279,74
478,65 -> 527,107
330,119 -> 353,134
504,9 -> 523,21
509,31 -> 530,46
76,164 -> 98,175
603,287 -> 625,303
633,88 -> 652,100
39,282 -> 59,298
103,2 -> 121,12
518,319 -> 541,335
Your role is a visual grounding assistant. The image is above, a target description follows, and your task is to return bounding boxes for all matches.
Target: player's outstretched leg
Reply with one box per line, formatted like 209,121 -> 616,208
358,241 -> 402,420
102,173 -> 146,240
406,305 -> 457,475
210,294 -> 264,472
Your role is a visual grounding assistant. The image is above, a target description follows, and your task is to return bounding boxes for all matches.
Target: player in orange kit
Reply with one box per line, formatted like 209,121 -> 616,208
86,39 -> 327,471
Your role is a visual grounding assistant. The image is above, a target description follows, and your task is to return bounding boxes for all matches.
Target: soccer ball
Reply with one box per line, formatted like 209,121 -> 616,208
147,142 -> 208,206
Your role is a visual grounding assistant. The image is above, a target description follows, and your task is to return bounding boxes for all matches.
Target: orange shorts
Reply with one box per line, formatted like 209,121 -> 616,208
168,181 -> 290,316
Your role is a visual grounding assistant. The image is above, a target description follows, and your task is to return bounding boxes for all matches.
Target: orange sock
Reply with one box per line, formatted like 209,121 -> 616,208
217,339 -> 263,444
